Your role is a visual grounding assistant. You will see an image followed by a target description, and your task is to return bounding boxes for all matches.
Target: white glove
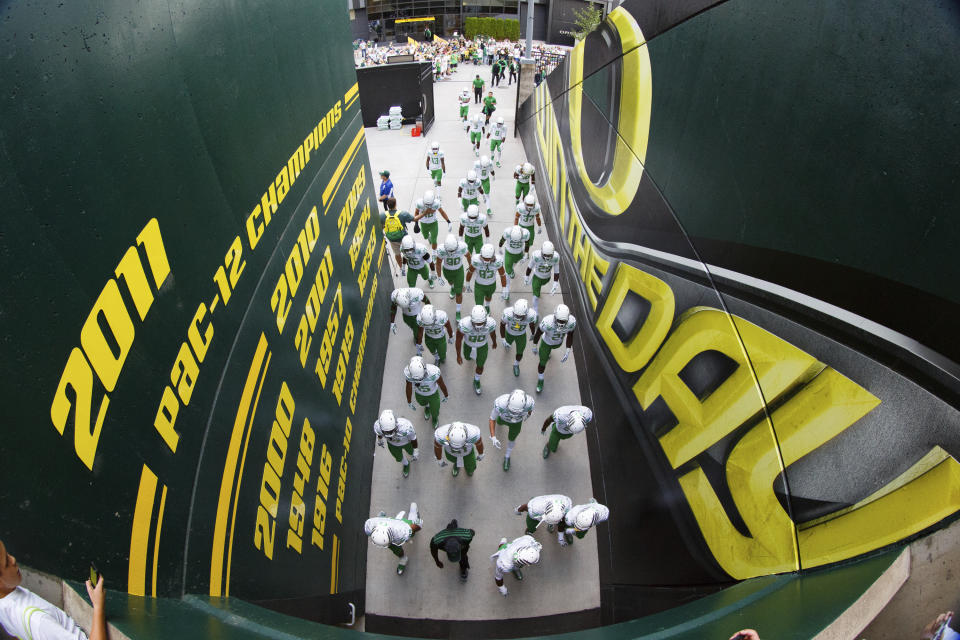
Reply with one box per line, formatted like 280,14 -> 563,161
491,436 -> 502,449
411,448 -> 420,461
409,402 -> 418,410
531,345 -> 539,355
513,506 -> 523,516
550,281 -> 559,294
377,438 -> 385,448
498,585 -> 508,596
501,338 -> 510,350
464,283 -> 473,292
416,343 -> 424,355
401,265 -> 407,275
390,322 -> 398,335
561,348 -> 571,363
447,222 -> 453,232
476,452 -> 485,462
524,275 -> 531,285
447,335 -> 454,344
441,395 -> 448,403
437,458 -> 447,467
501,289 -> 510,300
437,277 -> 446,286
558,533 -> 568,547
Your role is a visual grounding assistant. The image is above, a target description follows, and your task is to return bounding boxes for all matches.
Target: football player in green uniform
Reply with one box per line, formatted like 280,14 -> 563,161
456,305 -> 498,395
513,162 -> 535,203
524,240 -> 560,314
458,204 -> 489,257
474,156 -> 495,215
434,422 -> 484,477
404,355 -> 449,428
499,298 -> 537,377
425,141 -> 446,187
373,410 -> 419,478
488,388 -> 535,471
531,304 -> 576,393
435,234 -> 469,320
498,225 -> 530,300
487,116 -> 507,167
415,304 -> 454,365
458,170 -> 485,213
413,190 -> 452,252
464,244 -> 507,312
514,194 -> 543,253
389,287 -> 430,343
467,114 -> 485,156
399,235 -> 436,289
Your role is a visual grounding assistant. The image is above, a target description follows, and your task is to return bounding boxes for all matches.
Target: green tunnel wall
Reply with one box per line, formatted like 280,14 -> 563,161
518,0 -> 960,622
0,0 -> 389,623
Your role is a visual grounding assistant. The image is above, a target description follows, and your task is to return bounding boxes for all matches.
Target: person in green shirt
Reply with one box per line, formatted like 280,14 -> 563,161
482,91 -> 497,124
380,197 -> 416,272
430,519 -> 475,581
472,74 -> 485,104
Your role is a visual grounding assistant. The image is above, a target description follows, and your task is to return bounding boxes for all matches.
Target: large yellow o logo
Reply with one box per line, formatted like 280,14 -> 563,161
568,8 -> 652,215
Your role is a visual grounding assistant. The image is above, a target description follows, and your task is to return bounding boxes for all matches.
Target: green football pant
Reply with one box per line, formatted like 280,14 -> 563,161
503,251 -> 523,277
420,221 -> 439,245
401,313 -> 419,336
547,423 -> 574,452
462,343 -> 489,367
425,335 -> 447,361
388,442 -> 414,463
532,275 -> 550,298
474,281 -> 495,305
538,341 -> 560,366
444,449 -> 477,475
505,332 -> 527,355
515,182 -> 530,199
415,391 -> 441,426
443,267 -> 464,295
520,223 -> 535,249
406,265 -> 430,287
496,417 -> 523,441
464,234 -> 483,253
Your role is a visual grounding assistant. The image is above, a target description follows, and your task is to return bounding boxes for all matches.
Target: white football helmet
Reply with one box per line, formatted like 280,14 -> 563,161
423,190 -> 436,206
541,500 -> 566,526
496,116 -> 504,125
574,507 -> 600,531
542,241 -> 555,257
554,304 -> 570,327
408,356 -> 426,381
568,411 -> 586,434
419,304 -> 436,326
444,234 -> 458,253
513,298 -> 529,319
524,194 -> 536,208
370,527 -> 391,548
507,390 -> 527,414
378,410 -> 397,436
510,227 -> 523,243
480,243 -> 495,260
473,114 -> 482,125
480,155 -> 492,168
395,289 -> 411,308
514,542 -> 541,567
467,204 -> 480,219
466,170 -> 478,183
448,422 -> 468,449
400,236 -> 415,252
431,141 -> 440,151
522,162 -> 534,175
470,305 -> 488,327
